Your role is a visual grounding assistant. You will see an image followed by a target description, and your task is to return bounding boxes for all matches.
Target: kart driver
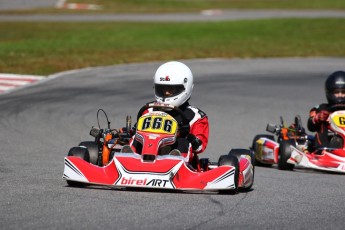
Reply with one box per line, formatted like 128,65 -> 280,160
129,61 -> 209,163
307,70 -> 345,149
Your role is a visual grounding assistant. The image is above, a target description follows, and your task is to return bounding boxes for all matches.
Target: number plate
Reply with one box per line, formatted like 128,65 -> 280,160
137,112 -> 178,135
332,114 -> 345,128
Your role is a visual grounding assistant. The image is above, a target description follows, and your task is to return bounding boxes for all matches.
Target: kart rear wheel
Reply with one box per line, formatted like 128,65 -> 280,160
229,149 -> 254,191
68,146 -> 90,163
79,141 -> 99,165
278,139 -> 295,171
251,134 -> 275,167
329,135 -> 344,149
218,155 -> 239,194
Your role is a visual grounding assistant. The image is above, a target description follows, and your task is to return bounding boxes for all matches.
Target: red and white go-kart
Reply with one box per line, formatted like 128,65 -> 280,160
63,103 -> 254,194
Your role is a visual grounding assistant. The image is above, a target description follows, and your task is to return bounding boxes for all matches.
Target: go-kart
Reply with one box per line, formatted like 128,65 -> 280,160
63,102 -> 255,194
252,106 -> 345,173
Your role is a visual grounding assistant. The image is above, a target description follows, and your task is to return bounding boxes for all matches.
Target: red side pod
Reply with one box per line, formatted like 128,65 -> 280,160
238,158 -> 251,187
264,139 -> 279,163
331,149 -> 345,158
308,150 -> 345,169
172,164 -> 234,190
66,157 -> 119,185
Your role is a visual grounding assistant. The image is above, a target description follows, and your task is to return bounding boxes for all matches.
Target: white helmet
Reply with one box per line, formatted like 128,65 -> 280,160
154,61 -> 194,107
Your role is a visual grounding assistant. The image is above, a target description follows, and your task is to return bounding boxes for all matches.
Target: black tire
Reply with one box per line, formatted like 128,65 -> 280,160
228,149 -> 254,191
251,134 -> 275,167
218,155 -> 239,194
66,180 -> 85,187
79,141 -> 99,165
329,135 -> 344,149
278,139 -> 295,170
229,148 -> 254,165
68,146 -> 90,162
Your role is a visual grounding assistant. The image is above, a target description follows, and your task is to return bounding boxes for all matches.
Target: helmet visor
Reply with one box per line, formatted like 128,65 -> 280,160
155,84 -> 185,98
327,88 -> 345,105
332,88 -> 345,95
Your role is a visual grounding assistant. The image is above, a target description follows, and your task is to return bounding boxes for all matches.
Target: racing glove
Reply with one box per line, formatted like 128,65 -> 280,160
119,124 -> 136,136
313,110 -> 330,123
119,127 -> 130,134
187,134 -> 202,152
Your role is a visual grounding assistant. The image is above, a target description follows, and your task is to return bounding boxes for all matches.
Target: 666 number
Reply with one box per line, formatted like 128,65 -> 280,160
141,117 -> 174,133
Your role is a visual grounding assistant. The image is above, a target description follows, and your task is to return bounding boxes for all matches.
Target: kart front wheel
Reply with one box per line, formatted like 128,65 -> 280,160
229,148 -> 254,165
218,155 -> 239,194
278,139 -> 295,171
251,134 -> 275,167
228,149 -> 255,191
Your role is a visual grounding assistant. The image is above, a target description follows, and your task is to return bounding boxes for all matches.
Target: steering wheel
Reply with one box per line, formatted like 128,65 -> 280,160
136,102 -> 190,136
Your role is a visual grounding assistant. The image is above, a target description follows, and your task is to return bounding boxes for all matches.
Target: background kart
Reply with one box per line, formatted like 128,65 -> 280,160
63,103 -> 255,194
251,107 -> 345,173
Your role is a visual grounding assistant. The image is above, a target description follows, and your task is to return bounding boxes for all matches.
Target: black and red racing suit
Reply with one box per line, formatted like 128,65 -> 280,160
308,103 -> 329,148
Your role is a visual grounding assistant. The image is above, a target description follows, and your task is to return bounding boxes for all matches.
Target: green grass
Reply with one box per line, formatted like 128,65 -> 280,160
1,18 -> 345,75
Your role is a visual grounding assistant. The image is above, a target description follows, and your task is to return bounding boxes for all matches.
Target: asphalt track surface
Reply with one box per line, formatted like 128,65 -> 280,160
1,9 -> 345,22
1,58 -> 345,230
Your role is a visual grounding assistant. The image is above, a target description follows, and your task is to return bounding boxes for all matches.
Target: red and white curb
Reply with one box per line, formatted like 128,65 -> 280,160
0,74 -> 45,94
55,0 -> 102,10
